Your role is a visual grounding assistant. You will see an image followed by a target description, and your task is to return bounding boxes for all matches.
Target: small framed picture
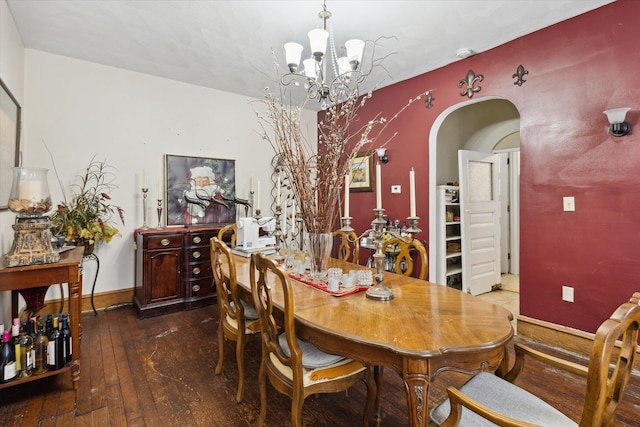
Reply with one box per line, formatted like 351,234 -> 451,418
349,151 -> 373,193
165,154 -> 236,226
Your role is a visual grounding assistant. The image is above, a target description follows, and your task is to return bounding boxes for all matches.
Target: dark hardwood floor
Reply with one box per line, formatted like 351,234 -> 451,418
1,304 -> 638,426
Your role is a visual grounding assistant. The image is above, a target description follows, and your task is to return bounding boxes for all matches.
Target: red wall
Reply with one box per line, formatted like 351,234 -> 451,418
335,0 -> 640,334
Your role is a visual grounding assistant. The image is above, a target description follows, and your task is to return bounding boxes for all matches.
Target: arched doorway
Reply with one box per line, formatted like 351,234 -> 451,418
428,97 -> 520,292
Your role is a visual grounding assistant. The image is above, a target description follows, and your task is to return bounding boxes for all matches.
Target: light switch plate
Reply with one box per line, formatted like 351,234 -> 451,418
391,185 -> 401,194
563,196 -> 575,211
562,285 -> 574,302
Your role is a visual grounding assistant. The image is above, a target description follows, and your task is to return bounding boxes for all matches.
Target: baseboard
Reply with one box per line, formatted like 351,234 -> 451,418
35,288 -> 134,316
517,315 -> 640,371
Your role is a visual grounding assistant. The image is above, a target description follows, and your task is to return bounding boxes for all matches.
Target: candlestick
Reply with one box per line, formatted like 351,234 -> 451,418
273,205 -> 285,262
344,173 -> 350,218
410,168 -> 416,217
156,199 -> 163,229
141,188 -> 149,230
366,207 -> 394,301
376,163 -> 382,210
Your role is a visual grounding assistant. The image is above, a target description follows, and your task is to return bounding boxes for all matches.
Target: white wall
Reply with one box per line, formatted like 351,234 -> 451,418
0,0 -> 25,326
7,47 -> 315,309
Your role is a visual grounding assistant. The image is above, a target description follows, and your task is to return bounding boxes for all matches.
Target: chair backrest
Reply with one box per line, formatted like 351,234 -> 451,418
580,300 -> 640,426
250,252 -> 304,381
211,237 -> 245,327
331,230 -> 360,264
630,292 -> 640,305
381,236 -> 428,280
217,223 -> 237,248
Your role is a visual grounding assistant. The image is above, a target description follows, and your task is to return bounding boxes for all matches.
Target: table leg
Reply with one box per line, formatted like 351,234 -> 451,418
68,264 -> 82,389
83,253 -> 99,316
403,359 -> 430,427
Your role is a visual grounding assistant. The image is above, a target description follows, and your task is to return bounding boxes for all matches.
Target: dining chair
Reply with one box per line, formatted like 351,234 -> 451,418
217,223 -> 237,248
430,296 -> 640,426
331,229 -> 360,263
381,236 -> 428,280
210,236 -> 259,403
250,252 -> 374,427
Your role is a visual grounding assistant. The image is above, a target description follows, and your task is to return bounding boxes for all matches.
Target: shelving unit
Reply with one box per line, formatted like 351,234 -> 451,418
436,185 -> 462,290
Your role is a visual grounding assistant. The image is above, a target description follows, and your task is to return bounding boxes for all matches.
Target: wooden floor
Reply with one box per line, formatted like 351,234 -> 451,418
1,303 -> 638,426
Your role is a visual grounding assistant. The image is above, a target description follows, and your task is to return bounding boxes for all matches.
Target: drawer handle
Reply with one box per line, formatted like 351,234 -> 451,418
193,267 -> 201,275
161,238 -> 170,246
193,236 -> 202,244
193,251 -> 201,259
192,284 -> 201,292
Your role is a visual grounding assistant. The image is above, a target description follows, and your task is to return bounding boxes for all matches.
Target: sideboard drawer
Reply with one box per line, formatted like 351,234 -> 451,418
144,234 -> 183,250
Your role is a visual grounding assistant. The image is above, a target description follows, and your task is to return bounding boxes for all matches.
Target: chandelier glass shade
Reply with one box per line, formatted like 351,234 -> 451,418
282,1 -> 366,109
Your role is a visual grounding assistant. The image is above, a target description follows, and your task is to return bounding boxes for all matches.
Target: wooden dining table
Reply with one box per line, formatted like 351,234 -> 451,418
231,255 -> 514,426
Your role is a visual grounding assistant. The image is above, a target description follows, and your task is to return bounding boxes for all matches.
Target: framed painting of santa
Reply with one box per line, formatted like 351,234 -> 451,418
164,154 -> 236,227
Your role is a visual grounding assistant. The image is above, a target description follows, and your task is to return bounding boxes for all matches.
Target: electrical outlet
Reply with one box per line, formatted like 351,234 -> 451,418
563,196 -> 575,211
391,185 -> 401,194
562,285 -> 574,302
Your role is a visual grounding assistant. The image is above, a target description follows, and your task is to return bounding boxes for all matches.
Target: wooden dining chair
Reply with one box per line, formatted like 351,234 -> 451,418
430,297 -> 640,426
217,223 -> 237,248
210,237 -> 259,403
331,229 -> 360,263
381,236 -> 428,280
250,252 -> 374,427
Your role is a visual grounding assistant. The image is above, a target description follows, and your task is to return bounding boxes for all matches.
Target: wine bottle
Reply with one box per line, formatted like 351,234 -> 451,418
33,321 -> 49,375
60,315 -> 72,364
1,330 -> 17,383
10,318 -> 21,373
17,330 -> 34,378
47,316 -> 63,370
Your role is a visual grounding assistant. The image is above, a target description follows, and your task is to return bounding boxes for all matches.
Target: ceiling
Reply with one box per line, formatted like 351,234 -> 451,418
7,0 -> 614,110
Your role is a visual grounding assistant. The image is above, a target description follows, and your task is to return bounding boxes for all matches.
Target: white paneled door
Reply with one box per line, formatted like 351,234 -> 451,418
458,150 -> 501,295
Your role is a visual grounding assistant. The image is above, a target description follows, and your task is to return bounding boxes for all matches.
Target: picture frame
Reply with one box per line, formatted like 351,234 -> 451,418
0,78 -> 22,210
164,154 -> 236,227
349,151 -> 374,192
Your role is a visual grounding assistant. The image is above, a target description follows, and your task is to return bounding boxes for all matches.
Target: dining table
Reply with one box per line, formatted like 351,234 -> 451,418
231,255 -> 514,426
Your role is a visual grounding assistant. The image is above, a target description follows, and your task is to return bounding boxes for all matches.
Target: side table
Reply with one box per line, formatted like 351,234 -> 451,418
0,247 -> 83,390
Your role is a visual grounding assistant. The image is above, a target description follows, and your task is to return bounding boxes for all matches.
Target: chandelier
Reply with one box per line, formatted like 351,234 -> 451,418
282,1 -> 366,109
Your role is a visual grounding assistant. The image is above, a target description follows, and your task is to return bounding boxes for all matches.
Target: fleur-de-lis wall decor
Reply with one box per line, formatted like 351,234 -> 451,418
512,64 -> 528,86
458,69 -> 484,98
424,91 -> 434,109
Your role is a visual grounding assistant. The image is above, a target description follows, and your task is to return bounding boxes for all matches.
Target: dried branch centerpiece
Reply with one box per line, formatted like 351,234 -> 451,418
255,41 -> 424,280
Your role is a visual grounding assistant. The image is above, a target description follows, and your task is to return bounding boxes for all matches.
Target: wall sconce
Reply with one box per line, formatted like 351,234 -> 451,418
603,108 -> 631,137
376,148 -> 389,164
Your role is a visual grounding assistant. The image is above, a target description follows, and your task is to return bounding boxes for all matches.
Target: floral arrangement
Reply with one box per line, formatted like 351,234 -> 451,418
50,158 -> 125,252
255,69 -> 425,235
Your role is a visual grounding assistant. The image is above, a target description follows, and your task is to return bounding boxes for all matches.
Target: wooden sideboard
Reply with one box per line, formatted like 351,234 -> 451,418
133,226 -> 222,318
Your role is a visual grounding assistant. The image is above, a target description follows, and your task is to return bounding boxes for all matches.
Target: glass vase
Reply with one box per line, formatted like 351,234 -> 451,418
306,232 -> 333,280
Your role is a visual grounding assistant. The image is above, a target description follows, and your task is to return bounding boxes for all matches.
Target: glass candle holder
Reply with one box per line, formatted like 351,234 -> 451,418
7,167 -> 52,217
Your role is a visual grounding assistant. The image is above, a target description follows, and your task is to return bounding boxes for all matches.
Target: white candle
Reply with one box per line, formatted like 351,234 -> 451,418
256,180 -> 261,210
250,177 -> 253,192
410,168 -> 416,217
158,180 -> 162,199
344,173 -> 350,217
282,203 -> 287,235
276,176 -> 281,205
291,200 -> 296,234
143,169 -> 147,188
376,163 -> 382,210
18,180 -> 42,200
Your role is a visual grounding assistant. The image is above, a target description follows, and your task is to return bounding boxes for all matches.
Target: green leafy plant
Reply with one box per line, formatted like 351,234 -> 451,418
50,158 -> 125,252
